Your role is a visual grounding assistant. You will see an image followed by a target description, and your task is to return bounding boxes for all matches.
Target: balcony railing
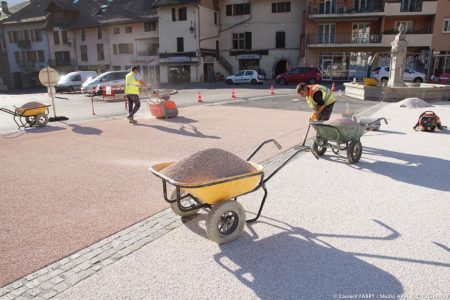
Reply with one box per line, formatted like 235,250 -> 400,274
17,40 -> 32,49
308,33 -> 382,44
309,0 -> 384,14
137,50 -> 159,57
18,61 -> 35,69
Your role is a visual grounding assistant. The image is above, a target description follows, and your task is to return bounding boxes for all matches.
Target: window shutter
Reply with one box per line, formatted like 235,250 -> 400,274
172,8 -> 176,21
245,32 -> 252,49
226,5 -> 232,16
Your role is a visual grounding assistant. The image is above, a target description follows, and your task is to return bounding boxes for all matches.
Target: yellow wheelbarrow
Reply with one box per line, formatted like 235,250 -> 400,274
150,139 -> 310,244
1,102 -> 51,129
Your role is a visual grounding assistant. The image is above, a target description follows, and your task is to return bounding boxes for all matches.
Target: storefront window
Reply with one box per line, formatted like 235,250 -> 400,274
239,59 -> 259,71
168,65 -> 190,83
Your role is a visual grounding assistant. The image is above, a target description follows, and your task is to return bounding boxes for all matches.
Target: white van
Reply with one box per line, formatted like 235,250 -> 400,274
55,71 -> 97,92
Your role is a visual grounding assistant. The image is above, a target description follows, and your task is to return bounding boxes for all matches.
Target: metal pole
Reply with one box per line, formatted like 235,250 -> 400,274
47,66 -> 57,117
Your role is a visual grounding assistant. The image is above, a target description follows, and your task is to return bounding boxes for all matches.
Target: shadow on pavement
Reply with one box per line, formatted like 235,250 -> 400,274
69,123 -> 102,135
162,116 -> 198,124
433,242 -> 450,253
350,146 -> 450,192
202,218 -> 404,299
1,126 -> 66,139
135,123 -> 220,139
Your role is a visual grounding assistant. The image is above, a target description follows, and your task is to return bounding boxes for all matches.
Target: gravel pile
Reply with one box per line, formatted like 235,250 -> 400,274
162,148 -> 257,183
20,102 -> 46,108
399,98 -> 432,108
324,117 -> 357,126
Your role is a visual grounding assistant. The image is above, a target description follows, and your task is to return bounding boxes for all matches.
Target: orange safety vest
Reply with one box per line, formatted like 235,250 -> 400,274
305,84 -> 336,109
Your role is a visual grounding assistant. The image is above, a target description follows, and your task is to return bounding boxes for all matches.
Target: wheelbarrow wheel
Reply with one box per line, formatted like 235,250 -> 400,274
169,189 -> 199,217
206,201 -> 245,244
25,116 -> 36,126
313,140 -> 327,156
347,140 -> 362,164
34,114 -> 49,127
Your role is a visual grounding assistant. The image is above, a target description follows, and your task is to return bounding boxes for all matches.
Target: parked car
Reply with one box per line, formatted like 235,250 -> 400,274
225,70 -> 264,85
370,66 -> 426,83
55,71 -> 97,93
81,71 -> 129,94
275,67 -> 321,85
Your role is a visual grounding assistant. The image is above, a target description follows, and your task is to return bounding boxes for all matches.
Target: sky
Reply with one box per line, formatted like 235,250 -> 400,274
6,0 -> 28,7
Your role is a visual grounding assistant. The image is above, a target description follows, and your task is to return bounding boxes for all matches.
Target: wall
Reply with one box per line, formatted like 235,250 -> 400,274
431,0 -> 450,51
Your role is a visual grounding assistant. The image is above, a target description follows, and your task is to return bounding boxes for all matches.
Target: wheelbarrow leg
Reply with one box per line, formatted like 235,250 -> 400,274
246,184 -> 268,223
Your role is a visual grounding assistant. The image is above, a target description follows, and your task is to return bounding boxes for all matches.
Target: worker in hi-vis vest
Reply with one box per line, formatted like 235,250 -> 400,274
125,66 -> 148,123
296,82 -> 336,121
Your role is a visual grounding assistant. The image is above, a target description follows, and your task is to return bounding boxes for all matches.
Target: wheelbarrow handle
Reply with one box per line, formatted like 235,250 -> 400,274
263,146 -> 309,184
246,139 -> 282,161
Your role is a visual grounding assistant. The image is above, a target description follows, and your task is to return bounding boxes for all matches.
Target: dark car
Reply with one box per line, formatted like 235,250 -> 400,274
275,67 -> 321,85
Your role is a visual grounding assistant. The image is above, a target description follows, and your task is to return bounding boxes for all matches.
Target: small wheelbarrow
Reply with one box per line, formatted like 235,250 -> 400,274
150,140 -> 309,244
309,117 -> 387,163
0,103 -> 51,129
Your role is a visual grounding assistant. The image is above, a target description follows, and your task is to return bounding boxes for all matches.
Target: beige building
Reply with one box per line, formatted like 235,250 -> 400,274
430,0 -> 450,78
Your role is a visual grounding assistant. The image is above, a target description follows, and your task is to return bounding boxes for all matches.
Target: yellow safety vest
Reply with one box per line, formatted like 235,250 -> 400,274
125,72 -> 139,95
305,84 -> 335,109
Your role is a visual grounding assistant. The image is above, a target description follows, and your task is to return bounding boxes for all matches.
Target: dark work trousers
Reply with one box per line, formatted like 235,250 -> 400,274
127,94 -> 141,117
318,102 -> 335,121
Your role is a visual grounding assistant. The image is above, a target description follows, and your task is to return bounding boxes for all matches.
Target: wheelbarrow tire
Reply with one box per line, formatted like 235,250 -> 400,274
169,189 -> 199,217
25,116 -> 36,126
35,114 -> 49,127
347,140 -> 362,164
313,140 -> 327,156
206,201 -> 245,244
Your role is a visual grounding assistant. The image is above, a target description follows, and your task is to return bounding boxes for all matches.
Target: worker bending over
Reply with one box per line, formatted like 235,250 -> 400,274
296,82 -> 336,121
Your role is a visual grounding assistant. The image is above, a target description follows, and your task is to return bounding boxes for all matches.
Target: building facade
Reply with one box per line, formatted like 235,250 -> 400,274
430,0 -> 450,79
306,0 -> 436,81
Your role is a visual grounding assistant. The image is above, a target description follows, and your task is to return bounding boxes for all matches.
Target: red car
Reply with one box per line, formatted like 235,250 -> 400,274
276,67 -> 321,85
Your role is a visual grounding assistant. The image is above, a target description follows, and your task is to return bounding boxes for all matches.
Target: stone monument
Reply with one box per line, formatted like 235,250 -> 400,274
387,24 -> 408,87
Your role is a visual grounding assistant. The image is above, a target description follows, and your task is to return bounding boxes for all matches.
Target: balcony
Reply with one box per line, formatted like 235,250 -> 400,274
381,33 -> 432,46
17,40 -> 32,49
309,0 -> 385,18
18,61 -> 35,69
137,50 -> 159,57
384,0 -> 436,15
307,33 -> 382,46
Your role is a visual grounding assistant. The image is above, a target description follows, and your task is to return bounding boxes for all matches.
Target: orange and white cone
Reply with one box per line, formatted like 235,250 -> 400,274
197,91 -> 203,103
232,88 -> 237,99
331,82 -> 336,92
270,85 -> 275,95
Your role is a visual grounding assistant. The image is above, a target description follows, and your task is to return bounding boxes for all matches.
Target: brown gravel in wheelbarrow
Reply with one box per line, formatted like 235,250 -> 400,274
162,148 -> 257,184
324,117 -> 357,126
20,101 -> 46,108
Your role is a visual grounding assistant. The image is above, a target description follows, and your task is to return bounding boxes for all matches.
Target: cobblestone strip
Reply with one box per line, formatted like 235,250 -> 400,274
0,146 -> 313,300
0,209 -> 182,300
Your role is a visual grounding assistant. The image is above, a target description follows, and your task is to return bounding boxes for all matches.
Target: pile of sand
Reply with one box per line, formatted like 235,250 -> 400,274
399,98 -> 432,108
324,117 -> 357,126
162,148 -> 257,184
20,102 -> 46,108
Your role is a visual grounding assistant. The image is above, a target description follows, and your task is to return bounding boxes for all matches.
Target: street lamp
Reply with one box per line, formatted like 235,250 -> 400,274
189,21 -> 195,34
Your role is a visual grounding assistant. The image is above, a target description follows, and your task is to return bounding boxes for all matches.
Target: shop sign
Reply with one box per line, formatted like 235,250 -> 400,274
204,56 -> 215,63
237,54 -> 260,60
166,56 -> 191,63
132,58 -> 157,65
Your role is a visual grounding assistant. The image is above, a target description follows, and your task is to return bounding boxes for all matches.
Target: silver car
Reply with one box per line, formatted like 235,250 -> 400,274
81,71 -> 129,94
225,70 -> 264,85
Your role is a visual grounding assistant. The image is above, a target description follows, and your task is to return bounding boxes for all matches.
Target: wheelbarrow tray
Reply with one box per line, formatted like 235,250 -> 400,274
150,161 -> 264,205
15,105 -> 50,117
311,122 -> 366,142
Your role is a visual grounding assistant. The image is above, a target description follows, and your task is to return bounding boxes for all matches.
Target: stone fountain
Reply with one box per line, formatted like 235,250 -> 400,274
344,24 -> 450,102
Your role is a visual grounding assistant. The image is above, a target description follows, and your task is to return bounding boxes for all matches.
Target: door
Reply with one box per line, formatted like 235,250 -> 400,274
243,71 -> 254,83
321,59 -> 333,80
318,24 -> 336,44
352,23 -> 370,44
234,71 -> 245,83
70,74 -> 82,89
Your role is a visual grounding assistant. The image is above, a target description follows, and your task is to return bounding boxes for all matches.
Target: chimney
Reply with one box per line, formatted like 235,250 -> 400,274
1,1 -> 9,15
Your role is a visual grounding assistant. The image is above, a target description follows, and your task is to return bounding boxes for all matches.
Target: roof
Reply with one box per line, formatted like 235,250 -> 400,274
1,0 -> 48,25
152,0 -> 198,7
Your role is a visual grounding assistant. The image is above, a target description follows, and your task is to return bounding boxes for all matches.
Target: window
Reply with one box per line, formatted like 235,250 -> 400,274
136,38 -> 159,56
179,7 -> 187,21
38,50 -> 45,62
244,71 -> 254,76
275,31 -> 285,48
81,30 -> 85,41
214,12 -> 218,25
14,51 -> 21,64
235,71 -> 245,76
26,51 -> 36,62
401,0 -> 422,12
98,27 -> 102,39
80,45 -> 88,61
23,30 -> 30,41
35,30 -> 42,41
232,32 -> 252,49
97,44 -> 104,61
53,31 -> 60,45
113,66 -> 121,71
172,8 -> 176,21
113,43 -> 134,55
12,31 -> 19,42
144,21 -> 157,32
55,51 -> 71,66
226,3 -> 250,16
177,37 -> 184,52
62,31 -> 68,44
272,2 -> 291,13
113,27 -> 120,34
394,21 -> 413,33
125,26 -> 132,33
443,18 -> 450,33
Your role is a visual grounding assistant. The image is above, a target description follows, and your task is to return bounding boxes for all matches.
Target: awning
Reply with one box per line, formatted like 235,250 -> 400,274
311,17 -> 380,22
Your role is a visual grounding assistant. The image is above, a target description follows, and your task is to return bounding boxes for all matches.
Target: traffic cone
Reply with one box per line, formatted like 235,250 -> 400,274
197,91 -> 203,103
270,85 -> 275,95
232,88 -> 237,99
331,82 -> 336,92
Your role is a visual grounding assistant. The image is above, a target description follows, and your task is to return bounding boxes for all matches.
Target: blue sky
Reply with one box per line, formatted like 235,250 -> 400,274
7,0 -> 28,7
